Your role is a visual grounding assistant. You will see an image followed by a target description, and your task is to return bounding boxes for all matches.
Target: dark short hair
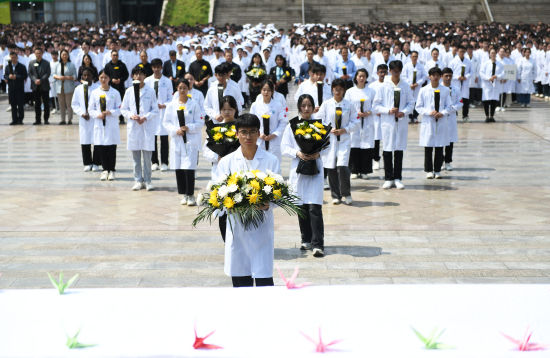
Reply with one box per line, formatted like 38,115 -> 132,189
169,50 -> 176,56
131,66 -> 145,76
389,60 -> 403,71
331,78 -> 346,90
353,68 -> 369,85
431,48 -> 439,53
150,58 -> 163,68
175,78 -> 191,89
311,64 -> 326,75
215,63 -> 231,75
377,64 -> 388,72
442,67 -> 453,75
259,79 -> 275,95
235,113 -> 260,131
428,67 -> 443,76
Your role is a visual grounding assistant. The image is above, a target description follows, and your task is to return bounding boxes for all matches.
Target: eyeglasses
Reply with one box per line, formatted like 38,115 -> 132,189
238,130 -> 258,137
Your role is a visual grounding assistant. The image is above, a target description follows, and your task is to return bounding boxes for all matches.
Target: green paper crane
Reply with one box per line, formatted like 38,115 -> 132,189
412,327 -> 452,350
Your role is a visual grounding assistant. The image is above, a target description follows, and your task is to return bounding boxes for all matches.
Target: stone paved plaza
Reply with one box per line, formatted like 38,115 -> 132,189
1,90 -> 550,288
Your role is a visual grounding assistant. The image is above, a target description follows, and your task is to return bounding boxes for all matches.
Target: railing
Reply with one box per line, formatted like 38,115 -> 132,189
481,0 -> 494,22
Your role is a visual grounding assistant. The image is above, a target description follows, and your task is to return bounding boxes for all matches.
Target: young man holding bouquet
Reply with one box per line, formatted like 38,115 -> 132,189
215,113 -> 280,287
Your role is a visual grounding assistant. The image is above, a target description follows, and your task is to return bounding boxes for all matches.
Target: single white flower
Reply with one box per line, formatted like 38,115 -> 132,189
244,171 -> 255,179
273,174 -> 285,184
217,185 -> 229,198
304,133 -> 312,139
220,127 -> 228,132
263,185 -> 272,194
228,183 -> 239,193
256,171 -> 267,180
234,193 -> 243,203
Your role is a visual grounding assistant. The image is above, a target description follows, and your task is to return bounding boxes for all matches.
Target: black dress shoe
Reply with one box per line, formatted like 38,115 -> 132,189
485,117 -> 490,123
33,121 -> 42,125
44,120 -> 50,125
489,117 -> 496,122
9,121 -> 17,125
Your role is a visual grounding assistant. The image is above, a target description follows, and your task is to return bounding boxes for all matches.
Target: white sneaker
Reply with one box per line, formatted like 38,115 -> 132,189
145,183 -> 154,191
350,173 -> 358,179
100,171 -> 108,181
160,163 -> 168,171
343,196 -> 353,205
426,172 -> 435,179
324,179 -> 330,190
500,107 -> 506,112
91,165 -> 101,172
382,180 -> 393,189
5,107 -> 11,112
394,179 -> 405,190
445,163 -> 453,171
132,182 -> 142,191
312,248 -> 325,258
83,165 -> 92,172
495,107 -> 501,112
332,198 -> 341,205
300,242 -> 312,251
107,171 -> 115,181
151,163 -> 160,171
187,196 -> 196,206
180,195 -> 188,205
51,108 -> 57,114
434,172 -> 442,179
373,161 -> 380,170
463,116 -> 469,122
545,96 -> 550,101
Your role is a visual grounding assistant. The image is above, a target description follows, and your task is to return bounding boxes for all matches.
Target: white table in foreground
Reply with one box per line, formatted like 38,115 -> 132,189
1,285 -> 549,357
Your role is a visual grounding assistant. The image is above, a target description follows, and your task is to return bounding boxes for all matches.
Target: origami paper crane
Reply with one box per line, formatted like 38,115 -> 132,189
502,328 -> 548,351
301,327 -> 342,353
411,327 -> 451,349
193,324 -> 222,350
275,265 -> 310,289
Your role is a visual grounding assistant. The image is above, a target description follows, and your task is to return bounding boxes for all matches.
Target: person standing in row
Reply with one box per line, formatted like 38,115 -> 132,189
52,49 -> 77,125
442,67 -> 463,171
368,64 -> 388,171
71,68 -> 101,172
188,47 -> 212,97
402,51 -> 427,124
373,60 -> 414,190
479,49 -> 504,123
516,48 -> 536,108
317,78 -> 359,205
163,79 -> 204,206
89,70 -> 121,181
4,51 -> 27,125
281,94 -> 326,257
415,67 -> 452,179
121,66 -> 159,191
103,50 -> 129,124
345,68 -> 376,179
449,46 -> 471,122
162,50 -> 186,92
28,47 -> 51,125
146,58 -> 173,172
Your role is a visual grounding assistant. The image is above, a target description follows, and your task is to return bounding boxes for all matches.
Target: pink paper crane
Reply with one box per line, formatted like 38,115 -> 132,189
193,324 -> 223,350
276,265 -> 310,289
301,327 -> 342,353
502,328 -> 547,351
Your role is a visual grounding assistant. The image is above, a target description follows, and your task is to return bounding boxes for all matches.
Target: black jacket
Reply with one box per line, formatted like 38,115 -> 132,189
4,61 -> 28,94
188,59 -> 212,95
28,59 -> 51,92
104,60 -> 129,95
269,66 -> 294,96
162,59 -> 186,79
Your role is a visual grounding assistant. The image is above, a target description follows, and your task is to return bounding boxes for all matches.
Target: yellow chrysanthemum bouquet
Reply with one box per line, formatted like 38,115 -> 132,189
289,117 -> 332,175
205,121 -> 240,157
193,170 -> 303,230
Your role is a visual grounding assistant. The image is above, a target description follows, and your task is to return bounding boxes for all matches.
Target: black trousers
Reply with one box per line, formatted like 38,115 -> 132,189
219,214 -> 227,242
81,144 -> 102,166
444,142 -> 454,164
152,135 -> 169,165
469,88 -> 482,103
9,92 -> 25,123
535,81 -> 543,95
175,169 -> 195,195
373,140 -> 381,161
409,109 -> 419,122
33,89 -> 50,123
424,147 -> 443,173
462,98 -> 469,118
349,148 -> 373,175
483,100 -> 498,118
232,276 -> 274,287
383,150 -> 403,180
101,145 -> 117,171
298,204 -> 324,250
327,166 -> 351,199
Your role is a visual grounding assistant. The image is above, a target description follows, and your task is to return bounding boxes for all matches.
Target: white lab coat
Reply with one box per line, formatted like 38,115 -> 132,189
345,86 -> 376,149
445,84 -> 463,144
281,121 -> 324,205
315,97 -> 359,169
215,147 -> 280,278
120,85 -> 159,151
368,80 -> 385,141
449,56 -> 472,99
372,79 -> 415,151
89,87 -> 122,146
249,97 -> 288,161
163,99 -> 204,170
294,79 -> 331,108
204,80 -> 243,120
72,82 -> 99,145
415,85 -> 452,147
144,75 -> 173,136
479,60 -> 504,101
402,62 -> 427,100
516,57 -> 536,94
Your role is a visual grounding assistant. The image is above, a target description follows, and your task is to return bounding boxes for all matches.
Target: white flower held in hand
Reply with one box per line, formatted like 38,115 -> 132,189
256,171 -> 267,180
234,193 -> 243,203
263,185 -> 272,194
228,184 -> 239,193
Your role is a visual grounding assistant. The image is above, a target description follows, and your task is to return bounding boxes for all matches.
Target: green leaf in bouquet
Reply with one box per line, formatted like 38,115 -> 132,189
48,272 -> 79,295
411,327 -> 452,350
66,329 -> 96,349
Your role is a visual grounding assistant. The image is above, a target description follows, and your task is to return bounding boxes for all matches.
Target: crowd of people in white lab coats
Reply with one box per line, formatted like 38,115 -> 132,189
2,20 -> 549,198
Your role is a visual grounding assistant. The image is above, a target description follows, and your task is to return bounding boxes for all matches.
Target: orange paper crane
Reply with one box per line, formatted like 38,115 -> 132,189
193,324 -> 222,350
301,327 -> 342,353
502,329 -> 547,351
